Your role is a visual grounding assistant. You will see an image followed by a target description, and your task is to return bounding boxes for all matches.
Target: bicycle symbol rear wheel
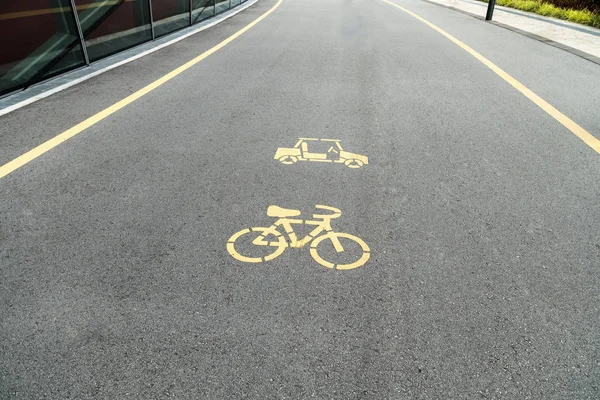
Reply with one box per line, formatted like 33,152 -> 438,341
310,232 -> 370,270
227,227 -> 287,263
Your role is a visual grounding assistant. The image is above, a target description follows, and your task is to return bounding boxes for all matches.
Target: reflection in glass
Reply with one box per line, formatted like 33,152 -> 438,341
192,0 -> 214,24
215,0 -> 229,15
0,0 -> 86,96
74,0 -> 152,62
0,0 -> 248,96
152,0 -> 190,37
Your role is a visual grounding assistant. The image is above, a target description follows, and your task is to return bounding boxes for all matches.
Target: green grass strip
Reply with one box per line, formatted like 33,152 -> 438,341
479,0 -> 600,28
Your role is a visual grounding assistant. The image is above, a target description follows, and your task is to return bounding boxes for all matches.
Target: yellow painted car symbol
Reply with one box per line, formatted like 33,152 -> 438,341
274,138 -> 368,168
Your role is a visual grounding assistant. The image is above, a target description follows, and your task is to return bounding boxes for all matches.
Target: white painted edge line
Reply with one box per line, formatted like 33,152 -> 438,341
0,0 -> 260,118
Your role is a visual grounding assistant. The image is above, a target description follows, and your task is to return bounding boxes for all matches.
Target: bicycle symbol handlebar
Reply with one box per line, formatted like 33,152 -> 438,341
312,205 -> 341,220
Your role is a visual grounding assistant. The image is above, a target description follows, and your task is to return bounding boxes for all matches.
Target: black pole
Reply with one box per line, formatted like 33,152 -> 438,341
486,0 -> 496,20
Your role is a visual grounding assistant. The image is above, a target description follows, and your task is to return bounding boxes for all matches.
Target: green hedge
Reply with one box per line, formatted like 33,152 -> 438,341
544,0 -> 599,13
483,0 -> 600,28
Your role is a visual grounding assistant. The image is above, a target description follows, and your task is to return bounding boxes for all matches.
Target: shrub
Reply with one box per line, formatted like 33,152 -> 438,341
545,0 -> 599,13
516,0 -> 541,11
483,0 -> 600,28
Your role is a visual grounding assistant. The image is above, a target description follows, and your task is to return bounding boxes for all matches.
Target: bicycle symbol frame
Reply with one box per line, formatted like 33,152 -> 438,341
227,205 -> 370,270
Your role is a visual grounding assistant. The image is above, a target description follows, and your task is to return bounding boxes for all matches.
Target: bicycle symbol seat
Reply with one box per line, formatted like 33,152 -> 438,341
267,206 -> 301,218
227,205 -> 370,270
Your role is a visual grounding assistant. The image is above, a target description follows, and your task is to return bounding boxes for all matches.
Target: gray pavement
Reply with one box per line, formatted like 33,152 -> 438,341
1,0 -> 599,398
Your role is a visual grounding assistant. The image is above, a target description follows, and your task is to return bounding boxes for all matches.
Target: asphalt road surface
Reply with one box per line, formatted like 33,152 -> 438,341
1,0 -> 599,398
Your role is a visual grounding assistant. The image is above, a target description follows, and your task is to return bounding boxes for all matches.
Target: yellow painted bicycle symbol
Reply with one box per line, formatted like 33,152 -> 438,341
227,205 -> 370,270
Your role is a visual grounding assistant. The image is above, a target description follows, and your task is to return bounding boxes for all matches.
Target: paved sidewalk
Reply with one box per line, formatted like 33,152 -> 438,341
425,0 -> 600,61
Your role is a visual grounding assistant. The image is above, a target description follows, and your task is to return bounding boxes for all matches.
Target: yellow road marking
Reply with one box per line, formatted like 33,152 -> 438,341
274,138 -> 369,167
0,0 -> 283,180
382,0 -> 600,155
227,205 -> 370,270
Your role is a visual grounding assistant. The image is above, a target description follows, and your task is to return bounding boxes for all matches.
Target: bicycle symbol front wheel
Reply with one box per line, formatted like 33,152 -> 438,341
310,232 -> 370,270
227,227 -> 287,263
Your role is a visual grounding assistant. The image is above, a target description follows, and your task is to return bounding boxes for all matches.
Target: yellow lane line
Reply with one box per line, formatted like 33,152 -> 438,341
0,0 -> 283,179
382,0 -> 600,155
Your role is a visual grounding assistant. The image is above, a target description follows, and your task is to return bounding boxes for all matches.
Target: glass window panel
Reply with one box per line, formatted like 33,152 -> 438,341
0,0 -> 86,96
230,0 -> 241,7
214,0 -> 229,15
152,0 -> 190,37
191,0 -> 213,24
74,0 -> 152,62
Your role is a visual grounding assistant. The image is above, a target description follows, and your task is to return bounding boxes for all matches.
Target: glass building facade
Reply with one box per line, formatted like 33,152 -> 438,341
0,0 -> 249,97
